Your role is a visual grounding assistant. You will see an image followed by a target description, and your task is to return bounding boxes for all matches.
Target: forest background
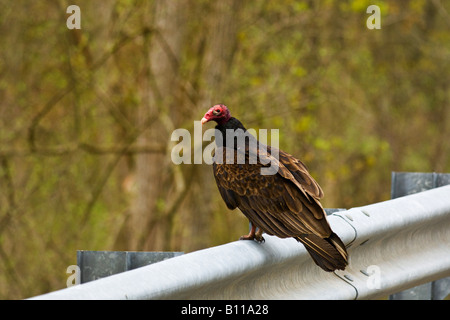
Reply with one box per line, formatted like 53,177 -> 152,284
0,0 -> 449,299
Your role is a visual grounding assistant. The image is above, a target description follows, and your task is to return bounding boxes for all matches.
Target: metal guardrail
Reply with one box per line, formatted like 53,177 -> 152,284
30,184 -> 450,300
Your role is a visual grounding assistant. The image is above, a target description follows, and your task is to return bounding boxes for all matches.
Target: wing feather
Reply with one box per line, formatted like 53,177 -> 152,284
213,146 -> 331,238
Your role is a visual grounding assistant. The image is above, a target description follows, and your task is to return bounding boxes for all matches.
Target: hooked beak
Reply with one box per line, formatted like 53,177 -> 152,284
201,117 -> 208,125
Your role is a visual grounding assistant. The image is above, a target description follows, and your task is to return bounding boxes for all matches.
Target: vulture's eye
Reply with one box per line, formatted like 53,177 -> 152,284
212,108 -> 222,116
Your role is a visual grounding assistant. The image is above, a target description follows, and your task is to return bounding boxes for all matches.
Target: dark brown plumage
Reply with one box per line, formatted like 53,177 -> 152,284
201,104 -> 348,272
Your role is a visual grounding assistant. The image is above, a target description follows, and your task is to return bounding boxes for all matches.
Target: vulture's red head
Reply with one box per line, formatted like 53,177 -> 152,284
201,104 -> 231,125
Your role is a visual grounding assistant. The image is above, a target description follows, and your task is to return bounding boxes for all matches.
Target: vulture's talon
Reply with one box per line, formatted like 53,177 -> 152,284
255,236 -> 265,244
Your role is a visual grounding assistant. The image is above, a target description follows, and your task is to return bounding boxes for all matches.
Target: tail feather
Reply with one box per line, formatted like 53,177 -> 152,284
296,233 -> 348,272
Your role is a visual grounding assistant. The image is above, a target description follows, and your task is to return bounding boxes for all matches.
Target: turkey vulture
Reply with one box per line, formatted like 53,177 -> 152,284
201,104 -> 348,272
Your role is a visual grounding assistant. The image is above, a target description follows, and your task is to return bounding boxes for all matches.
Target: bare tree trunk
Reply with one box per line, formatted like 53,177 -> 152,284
127,1 -> 185,250
123,1 -> 242,251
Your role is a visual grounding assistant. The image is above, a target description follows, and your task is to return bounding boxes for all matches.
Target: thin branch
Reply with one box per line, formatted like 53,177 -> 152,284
0,157 -> 16,233
28,27 -> 154,153
79,143 -> 165,155
0,143 -> 165,158
79,113 -> 161,228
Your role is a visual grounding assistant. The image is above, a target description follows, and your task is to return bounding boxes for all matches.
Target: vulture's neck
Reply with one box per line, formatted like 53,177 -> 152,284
215,117 -> 259,150
215,117 -> 245,132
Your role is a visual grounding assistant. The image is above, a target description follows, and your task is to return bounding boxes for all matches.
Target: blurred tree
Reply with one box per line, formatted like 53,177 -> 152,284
0,0 -> 448,299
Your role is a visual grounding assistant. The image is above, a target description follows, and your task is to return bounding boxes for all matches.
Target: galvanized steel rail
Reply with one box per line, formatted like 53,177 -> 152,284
31,185 -> 450,300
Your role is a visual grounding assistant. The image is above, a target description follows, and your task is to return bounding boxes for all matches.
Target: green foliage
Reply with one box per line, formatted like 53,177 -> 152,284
0,0 -> 448,299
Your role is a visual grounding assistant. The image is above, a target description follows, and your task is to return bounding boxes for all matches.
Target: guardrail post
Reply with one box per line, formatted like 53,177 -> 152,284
77,251 -> 184,283
389,172 -> 450,300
